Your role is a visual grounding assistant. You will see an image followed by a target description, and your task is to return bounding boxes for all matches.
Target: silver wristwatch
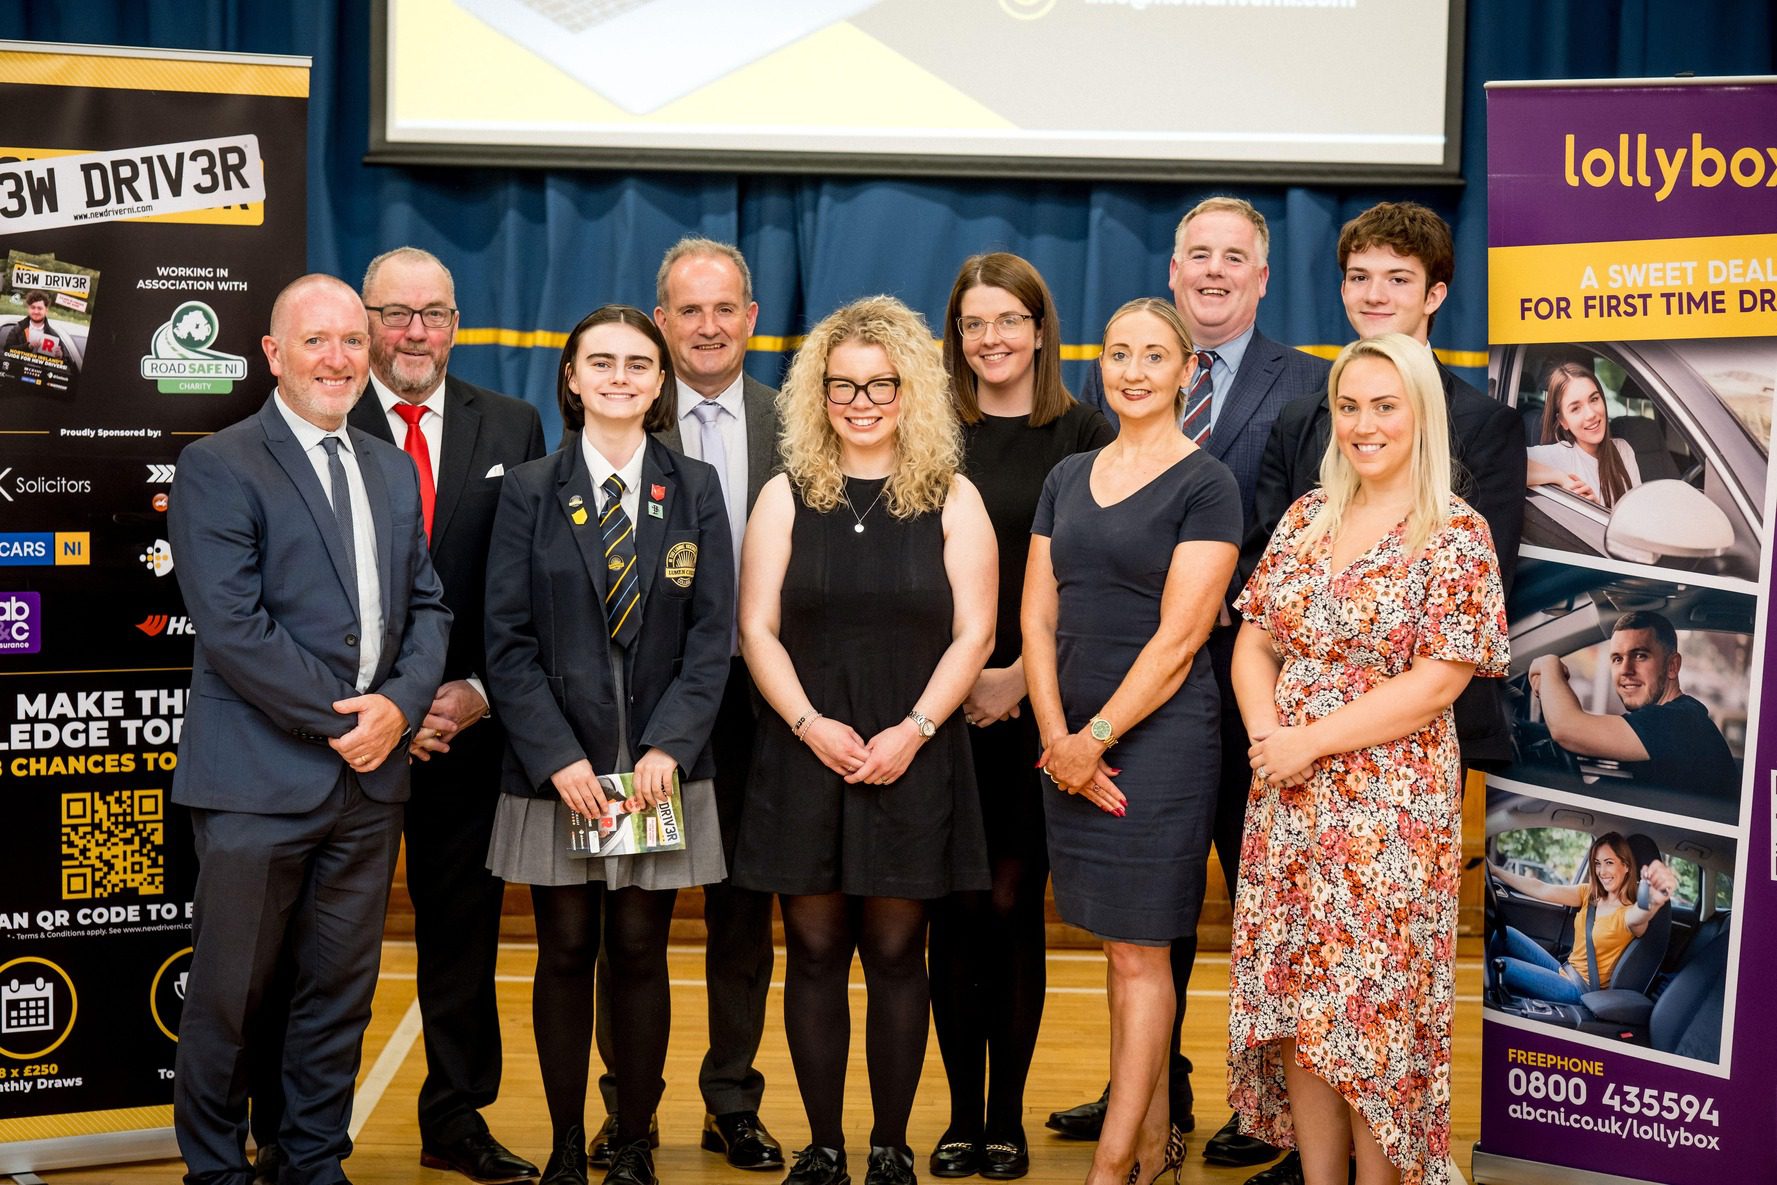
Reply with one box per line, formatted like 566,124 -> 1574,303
906,709 -> 935,738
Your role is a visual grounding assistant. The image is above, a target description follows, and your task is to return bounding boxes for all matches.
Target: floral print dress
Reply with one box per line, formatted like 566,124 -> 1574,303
1227,490 -> 1508,1184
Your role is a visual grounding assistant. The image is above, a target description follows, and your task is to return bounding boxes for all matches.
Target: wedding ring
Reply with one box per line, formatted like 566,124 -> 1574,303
1258,765 -> 1268,779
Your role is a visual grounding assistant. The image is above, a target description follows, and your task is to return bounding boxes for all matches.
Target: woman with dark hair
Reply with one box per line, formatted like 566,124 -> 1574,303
734,295 -> 996,1185
1489,832 -> 1678,1001
1526,361 -> 1640,507
483,305 -> 735,1185
1023,298 -> 1241,1185
927,253 -> 1112,1180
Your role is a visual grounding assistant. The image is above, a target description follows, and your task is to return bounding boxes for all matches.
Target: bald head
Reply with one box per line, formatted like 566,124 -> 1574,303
262,274 -> 371,431
269,274 -> 364,342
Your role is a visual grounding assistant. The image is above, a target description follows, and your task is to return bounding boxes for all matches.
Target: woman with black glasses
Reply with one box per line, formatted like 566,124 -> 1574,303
733,296 -> 997,1185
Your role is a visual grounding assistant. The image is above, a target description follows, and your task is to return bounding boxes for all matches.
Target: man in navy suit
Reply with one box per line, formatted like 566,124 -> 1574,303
352,247 -> 546,1183
1063,198 -> 1329,1167
170,274 -> 451,1185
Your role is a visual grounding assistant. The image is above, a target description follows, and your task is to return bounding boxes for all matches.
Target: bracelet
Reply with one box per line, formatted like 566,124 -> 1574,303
792,710 -> 821,740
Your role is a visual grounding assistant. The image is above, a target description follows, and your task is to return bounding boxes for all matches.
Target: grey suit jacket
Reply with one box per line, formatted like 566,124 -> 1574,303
653,373 -> 781,513
169,395 -> 452,812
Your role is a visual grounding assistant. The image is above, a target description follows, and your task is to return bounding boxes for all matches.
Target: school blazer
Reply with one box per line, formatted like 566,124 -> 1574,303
484,436 -> 735,796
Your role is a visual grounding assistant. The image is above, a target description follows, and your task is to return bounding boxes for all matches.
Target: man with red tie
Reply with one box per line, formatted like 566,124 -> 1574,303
349,246 -> 546,1183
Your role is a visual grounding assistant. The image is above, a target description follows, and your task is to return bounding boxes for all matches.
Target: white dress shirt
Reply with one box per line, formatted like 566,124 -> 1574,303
274,393 -> 384,691
581,432 -> 647,529
674,376 -> 748,569
370,373 -> 445,486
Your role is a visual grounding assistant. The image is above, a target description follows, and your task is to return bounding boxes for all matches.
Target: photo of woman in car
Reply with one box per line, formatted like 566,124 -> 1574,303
1489,831 -> 1676,1002
1481,789 -> 1736,1066
1526,360 -> 1640,508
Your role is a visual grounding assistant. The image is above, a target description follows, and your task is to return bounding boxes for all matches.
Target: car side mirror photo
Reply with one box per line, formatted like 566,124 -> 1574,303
1602,479 -> 1735,566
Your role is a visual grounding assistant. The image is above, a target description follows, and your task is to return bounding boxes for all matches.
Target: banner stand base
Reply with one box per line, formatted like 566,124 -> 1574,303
0,1129 -> 178,1177
1472,1147 -> 1660,1185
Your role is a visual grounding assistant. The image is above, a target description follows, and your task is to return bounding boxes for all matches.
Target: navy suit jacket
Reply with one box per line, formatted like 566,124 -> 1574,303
1244,363 -> 1528,766
1079,326 -> 1332,523
349,375 -> 546,783
169,395 -> 452,811
484,436 -> 735,795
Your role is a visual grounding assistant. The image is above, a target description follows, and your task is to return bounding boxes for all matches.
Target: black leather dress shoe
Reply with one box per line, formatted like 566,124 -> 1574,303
977,1140 -> 1028,1181
422,1130 -> 540,1183
702,1111 -> 785,1170
541,1125 -> 588,1185
1044,1085 -> 1108,1140
784,1145 -> 850,1185
253,1144 -> 284,1185
1202,1114 -> 1282,1168
590,1115 -> 660,1170
864,1147 -> 915,1185
927,1136 -> 980,1178
603,1141 -> 658,1185
1242,1151 -> 1355,1185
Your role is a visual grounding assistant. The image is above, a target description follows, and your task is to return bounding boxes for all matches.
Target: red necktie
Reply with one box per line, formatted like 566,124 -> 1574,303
394,402 -> 436,541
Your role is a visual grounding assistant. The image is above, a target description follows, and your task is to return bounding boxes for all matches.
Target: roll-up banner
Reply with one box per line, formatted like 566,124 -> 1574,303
1474,78 -> 1777,1184
0,43 -> 307,1173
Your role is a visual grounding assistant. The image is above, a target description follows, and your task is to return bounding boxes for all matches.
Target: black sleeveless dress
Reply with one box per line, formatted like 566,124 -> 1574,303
732,477 -> 990,899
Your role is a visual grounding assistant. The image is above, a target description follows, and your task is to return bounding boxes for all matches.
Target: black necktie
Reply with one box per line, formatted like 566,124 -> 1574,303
601,473 -> 640,647
319,436 -> 358,610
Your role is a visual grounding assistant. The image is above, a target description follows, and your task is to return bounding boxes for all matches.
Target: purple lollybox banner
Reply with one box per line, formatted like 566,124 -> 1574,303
1487,83 -> 1777,248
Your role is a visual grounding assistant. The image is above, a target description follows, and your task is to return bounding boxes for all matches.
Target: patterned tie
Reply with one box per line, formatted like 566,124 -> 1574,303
601,473 -> 641,647
1179,349 -> 1218,445
319,436 -> 358,613
393,402 -> 436,541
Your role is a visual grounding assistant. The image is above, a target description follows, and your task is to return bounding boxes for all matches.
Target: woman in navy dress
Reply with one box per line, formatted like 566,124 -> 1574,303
1023,298 -> 1241,1185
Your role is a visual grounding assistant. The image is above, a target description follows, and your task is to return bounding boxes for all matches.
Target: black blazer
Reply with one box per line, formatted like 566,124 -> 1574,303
484,436 -> 735,796
349,376 -> 546,780
1244,363 -> 1527,767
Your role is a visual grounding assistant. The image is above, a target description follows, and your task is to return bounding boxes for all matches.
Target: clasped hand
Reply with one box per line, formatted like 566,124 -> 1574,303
1038,731 -> 1124,816
1247,724 -> 1318,787
549,747 -> 677,819
328,692 -> 407,773
803,716 -> 927,786
409,679 -> 489,761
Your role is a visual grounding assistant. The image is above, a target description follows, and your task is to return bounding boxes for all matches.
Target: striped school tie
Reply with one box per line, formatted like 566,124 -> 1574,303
601,473 -> 641,647
1179,349 -> 1218,445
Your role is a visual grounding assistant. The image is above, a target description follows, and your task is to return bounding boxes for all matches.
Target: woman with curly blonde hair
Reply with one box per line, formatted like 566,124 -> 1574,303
733,295 -> 997,1185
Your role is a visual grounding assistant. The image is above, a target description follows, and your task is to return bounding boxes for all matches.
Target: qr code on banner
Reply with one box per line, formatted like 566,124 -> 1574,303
60,789 -> 165,899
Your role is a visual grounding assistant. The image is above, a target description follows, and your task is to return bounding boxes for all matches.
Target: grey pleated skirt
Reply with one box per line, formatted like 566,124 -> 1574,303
485,640 -> 727,890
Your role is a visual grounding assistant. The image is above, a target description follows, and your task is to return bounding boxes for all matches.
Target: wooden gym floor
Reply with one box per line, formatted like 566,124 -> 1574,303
39,942 -> 1482,1184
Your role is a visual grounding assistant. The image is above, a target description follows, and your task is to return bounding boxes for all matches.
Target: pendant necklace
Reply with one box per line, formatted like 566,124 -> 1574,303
839,477 -> 887,534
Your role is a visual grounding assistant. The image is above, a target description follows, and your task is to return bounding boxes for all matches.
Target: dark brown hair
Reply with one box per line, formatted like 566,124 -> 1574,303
1336,202 -> 1455,332
1585,831 -> 1641,908
942,252 -> 1073,428
556,305 -> 676,435
1541,361 -> 1632,508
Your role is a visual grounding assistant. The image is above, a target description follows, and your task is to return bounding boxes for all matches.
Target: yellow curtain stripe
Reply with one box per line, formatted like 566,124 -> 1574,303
460,328 -> 1486,371
0,51 -> 307,96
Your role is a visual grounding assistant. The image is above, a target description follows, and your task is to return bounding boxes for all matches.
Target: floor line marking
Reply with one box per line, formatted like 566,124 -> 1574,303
350,997 -> 423,1140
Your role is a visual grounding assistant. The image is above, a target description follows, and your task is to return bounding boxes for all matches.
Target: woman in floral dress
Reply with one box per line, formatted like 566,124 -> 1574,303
1227,333 -> 1508,1185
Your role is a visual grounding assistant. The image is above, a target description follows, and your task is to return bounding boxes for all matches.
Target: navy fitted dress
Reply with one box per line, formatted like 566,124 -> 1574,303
1032,448 -> 1243,942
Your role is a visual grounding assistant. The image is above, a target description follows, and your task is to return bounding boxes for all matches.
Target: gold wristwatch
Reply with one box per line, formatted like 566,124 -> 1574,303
1088,715 -> 1118,746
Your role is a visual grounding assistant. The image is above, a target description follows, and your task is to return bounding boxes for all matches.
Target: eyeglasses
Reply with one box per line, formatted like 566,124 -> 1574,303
956,313 -> 1037,339
824,377 -> 902,405
365,304 -> 457,329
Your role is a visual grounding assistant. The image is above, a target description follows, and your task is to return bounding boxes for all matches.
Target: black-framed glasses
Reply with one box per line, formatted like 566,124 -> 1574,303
366,304 -> 457,329
956,313 -> 1037,339
824,376 -> 901,405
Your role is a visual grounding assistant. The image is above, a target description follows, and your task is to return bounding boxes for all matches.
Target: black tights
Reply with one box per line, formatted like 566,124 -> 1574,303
928,852 -> 1049,1139
531,883 -> 678,1145
781,893 -> 929,1152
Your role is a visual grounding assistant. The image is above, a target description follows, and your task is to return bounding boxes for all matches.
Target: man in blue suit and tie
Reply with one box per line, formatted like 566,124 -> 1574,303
169,274 -> 451,1185
1063,197 -> 1327,1169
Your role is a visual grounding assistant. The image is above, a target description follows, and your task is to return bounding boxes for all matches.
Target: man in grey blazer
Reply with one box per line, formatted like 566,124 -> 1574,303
586,238 -> 784,1172
1063,198 -> 1327,1169
170,274 -> 451,1185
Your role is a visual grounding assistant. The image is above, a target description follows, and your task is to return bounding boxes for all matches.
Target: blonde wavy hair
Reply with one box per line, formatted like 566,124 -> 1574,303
1297,333 -> 1453,560
778,295 -> 960,518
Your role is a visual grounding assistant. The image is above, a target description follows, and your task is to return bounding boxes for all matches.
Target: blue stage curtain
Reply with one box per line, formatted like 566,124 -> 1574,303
4,0 -> 1771,443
